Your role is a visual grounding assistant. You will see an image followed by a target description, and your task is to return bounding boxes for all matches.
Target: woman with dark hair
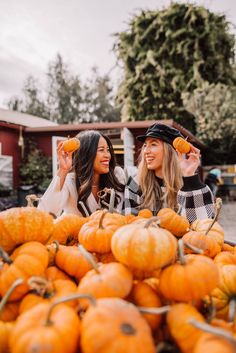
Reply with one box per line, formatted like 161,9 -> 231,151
38,130 -> 125,217
124,123 -> 215,223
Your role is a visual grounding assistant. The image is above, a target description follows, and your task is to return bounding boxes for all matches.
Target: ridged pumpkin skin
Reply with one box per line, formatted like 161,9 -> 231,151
214,251 -> 236,268
157,208 -> 190,237
111,222 -> 177,274
10,302 -> 81,353
0,321 -> 13,353
191,219 -> 224,248
0,242 -> 49,301
0,207 -> 54,252
79,211 -> 127,254
44,266 -> 71,281
182,231 -> 221,258
55,245 -> 94,280
48,214 -> 86,245
81,298 -> 156,353
173,137 -> 191,154
77,262 -> 133,308
211,264 -> 236,319
167,303 -> 205,353
159,254 -> 219,302
62,137 -> 80,153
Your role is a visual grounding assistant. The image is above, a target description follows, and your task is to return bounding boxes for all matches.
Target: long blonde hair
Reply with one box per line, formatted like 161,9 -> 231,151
138,142 -> 183,212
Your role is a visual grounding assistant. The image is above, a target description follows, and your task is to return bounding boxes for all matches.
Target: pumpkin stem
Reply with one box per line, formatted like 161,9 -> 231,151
121,323 -> 136,335
205,295 -> 217,323
205,198 -> 222,235
144,216 -> 160,229
45,293 -> 96,326
26,194 -> 40,207
228,298 -> 236,323
78,201 -> 90,217
78,245 -> 100,274
0,278 -> 24,313
177,239 -> 186,265
183,241 -> 204,254
108,188 -> 115,213
28,276 -> 53,297
138,305 -> 171,315
98,210 -> 108,229
0,247 -> 13,264
189,318 -> 236,344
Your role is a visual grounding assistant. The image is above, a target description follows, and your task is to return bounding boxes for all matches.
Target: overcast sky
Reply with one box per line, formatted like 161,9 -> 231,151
0,0 -> 236,108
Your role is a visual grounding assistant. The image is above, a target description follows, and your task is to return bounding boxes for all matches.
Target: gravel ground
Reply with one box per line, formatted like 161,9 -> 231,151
218,201 -> 236,244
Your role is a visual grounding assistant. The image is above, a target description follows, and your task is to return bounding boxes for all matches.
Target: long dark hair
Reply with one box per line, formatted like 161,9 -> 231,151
73,130 -> 124,215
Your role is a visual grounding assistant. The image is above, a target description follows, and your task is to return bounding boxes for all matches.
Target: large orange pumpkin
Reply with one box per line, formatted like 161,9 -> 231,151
0,207 -> 54,252
111,218 -> 177,276
80,297 -> 156,353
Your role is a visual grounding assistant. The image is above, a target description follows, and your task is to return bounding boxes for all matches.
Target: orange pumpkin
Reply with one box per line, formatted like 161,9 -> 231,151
55,245 -> 94,280
214,251 -> 236,268
111,218 -> 177,276
128,281 -> 162,330
19,277 -> 78,313
210,264 -> 236,319
138,209 -> 153,218
48,214 -> 86,245
157,208 -> 190,237
77,261 -> 133,309
194,333 -> 236,353
81,297 -> 156,353
167,303 -> 205,353
159,241 -> 219,302
44,266 -> 71,281
173,137 -> 191,154
191,218 -> 224,249
0,207 -> 54,252
79,210 -> 127,254
62,137 -> 80,153
0,242 -> 49,301
182,230 -> 221,258
10,298 -> 81,353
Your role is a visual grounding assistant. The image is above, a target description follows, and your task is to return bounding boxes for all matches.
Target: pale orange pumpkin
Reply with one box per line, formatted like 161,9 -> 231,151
111,218 -> 177,276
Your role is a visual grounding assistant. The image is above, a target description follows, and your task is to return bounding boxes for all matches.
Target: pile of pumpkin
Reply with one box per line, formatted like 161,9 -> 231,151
0,197 -> 236,353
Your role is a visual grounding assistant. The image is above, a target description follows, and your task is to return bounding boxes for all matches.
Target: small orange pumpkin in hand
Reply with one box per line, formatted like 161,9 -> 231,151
62,137 -> 80,153
173,137 -> 191,154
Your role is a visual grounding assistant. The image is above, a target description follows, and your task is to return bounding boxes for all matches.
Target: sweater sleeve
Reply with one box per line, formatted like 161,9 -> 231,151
37,175 -> 70,217
177,174 -> 215,223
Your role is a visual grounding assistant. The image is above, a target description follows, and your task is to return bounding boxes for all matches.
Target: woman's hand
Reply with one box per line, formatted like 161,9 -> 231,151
57,141 -> 74,174
178,145 -> 201,177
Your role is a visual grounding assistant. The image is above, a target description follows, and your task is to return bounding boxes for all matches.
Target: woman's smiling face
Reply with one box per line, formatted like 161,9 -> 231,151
143,137 -> 164,175
93,136 -> 111,174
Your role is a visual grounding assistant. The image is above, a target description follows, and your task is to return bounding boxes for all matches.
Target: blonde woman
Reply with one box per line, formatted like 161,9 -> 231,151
124,123 -> 215,223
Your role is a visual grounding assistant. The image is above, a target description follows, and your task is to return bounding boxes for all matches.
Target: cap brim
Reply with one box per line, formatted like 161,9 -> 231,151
136,135 -> 147,142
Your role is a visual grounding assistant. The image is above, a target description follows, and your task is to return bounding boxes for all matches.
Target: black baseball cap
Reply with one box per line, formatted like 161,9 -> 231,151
137,123 -> 183,145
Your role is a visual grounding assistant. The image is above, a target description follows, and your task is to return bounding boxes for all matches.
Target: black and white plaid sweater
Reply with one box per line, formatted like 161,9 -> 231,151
123,174 -> 215,224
